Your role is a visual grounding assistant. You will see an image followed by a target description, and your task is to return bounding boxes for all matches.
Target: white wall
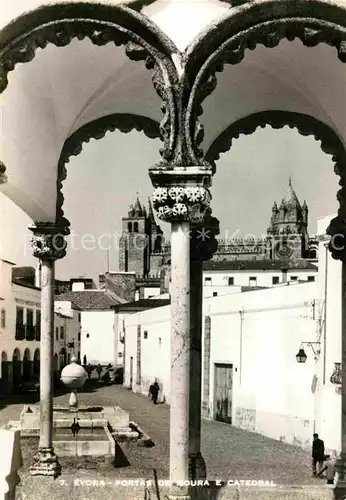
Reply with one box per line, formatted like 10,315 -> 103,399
314,214 -> 341,453
80,310 -> 116,365
203,269 -> 316,288
124,306 -> 171,401
205,283 -> 317,449
144,287 -> 161,299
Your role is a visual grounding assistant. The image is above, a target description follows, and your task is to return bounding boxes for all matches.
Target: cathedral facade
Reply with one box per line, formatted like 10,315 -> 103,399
118,179 -> 318,290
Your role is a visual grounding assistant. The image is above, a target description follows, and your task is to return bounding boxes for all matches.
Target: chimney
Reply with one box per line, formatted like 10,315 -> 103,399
35,262 -> 42,288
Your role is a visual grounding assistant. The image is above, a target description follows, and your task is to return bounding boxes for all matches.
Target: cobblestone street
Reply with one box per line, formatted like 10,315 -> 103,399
1,383 -> 323,487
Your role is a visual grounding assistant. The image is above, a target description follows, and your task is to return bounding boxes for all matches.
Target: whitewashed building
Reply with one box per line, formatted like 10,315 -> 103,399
0,261 -> 81,394
122,215 -> 342,455
56,281 -> 124,366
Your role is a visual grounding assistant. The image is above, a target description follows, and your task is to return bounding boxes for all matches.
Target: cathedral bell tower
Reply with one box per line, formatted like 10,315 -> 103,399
119,195 -> 149,277
267,178 -> 309,260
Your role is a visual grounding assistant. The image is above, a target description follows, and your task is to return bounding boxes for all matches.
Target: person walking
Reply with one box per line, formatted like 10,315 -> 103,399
312,433 -> 325,477
148,379 -> 160,405
96,364 -> 102,381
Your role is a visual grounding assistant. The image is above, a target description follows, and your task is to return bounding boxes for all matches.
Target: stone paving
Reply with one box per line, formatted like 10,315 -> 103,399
0,384 -> 332,499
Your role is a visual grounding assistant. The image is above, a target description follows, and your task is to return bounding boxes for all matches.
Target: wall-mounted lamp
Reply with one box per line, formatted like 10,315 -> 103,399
330,362 -> 342,385
295,342 -> 321,363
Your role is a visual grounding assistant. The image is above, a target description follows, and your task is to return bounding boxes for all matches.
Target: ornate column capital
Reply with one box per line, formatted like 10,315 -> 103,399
190,210 -> 220,262
29,223 -> 68,261
150,165 -> 213,223
326,216 -> 346,262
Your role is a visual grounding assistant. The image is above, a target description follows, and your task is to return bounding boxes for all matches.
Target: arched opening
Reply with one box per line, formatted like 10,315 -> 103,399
128,222 -> 133,233
33,348 -> 40,379
23,348 -> 31,381
0,351 -> 9,393
133,222 -> 139,233
59,348 -> 67,371
12,348 -> 21,393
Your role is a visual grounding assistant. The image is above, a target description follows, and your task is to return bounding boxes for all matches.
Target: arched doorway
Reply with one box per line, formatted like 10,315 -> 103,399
12,348 -> 21,393
0,351 -> 9,394
33,348 -> 40,379
59,348 -> 67,371
23,348 -> 31,381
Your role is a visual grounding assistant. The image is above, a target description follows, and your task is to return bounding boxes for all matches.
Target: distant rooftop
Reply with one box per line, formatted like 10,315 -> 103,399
113,298 -> 170,312
56,290 -> 121,311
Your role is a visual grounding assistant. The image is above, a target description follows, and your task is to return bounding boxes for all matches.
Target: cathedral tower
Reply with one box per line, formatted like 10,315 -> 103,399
119,195 -> 163,277
267,178 -> 309,260
119,195 -> 148,276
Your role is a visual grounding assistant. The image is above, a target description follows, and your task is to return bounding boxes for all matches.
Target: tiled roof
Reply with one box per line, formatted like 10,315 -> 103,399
113,298 -> 170,311
55,291 -> 120,311
203,259 -> 318,271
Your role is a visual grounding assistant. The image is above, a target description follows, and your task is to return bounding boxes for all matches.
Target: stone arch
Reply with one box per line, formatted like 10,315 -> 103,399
56,113 -> 160,228
12,348 -> 21,392
183,0 -> 346,192
33,348 -> 40,378
23,348 -> 31,381
0,2 -> 181,219
204,111 -> 346,176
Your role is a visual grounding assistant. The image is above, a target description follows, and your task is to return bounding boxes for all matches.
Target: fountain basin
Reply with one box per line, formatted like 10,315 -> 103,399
53,424 -> 115,457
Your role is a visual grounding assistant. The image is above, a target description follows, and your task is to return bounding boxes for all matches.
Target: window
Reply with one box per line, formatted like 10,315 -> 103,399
159,337 -> 162,346
0,308 -> 5,328
228,277 -> 234,286
55,327 -> 59,341
143,331 -> 148,339
308,276 -> 315,282
213,292 -> 218,297
60,326 -> 64,340
78,313 -> 81,322
204,277 -> 212,286
78,331 -> 81,341
26,309 -> 34,340
290,276 -> 298,281
249,277 -> 257,287
35,310 -> 41,341
272,277 -> 280,285
134,222 -> 139,233
128,222 -> 132,233
15,307 -> 25,340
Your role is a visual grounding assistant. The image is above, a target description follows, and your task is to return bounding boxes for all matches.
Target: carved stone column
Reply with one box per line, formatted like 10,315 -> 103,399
150,166 -> 213,500
326,217 -> 346,499
29,223 -> 67,478
189,211 -> 219,481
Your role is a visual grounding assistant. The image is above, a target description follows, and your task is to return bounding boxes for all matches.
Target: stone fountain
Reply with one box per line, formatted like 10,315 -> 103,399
60,355 -> 87,410
6,357 -> 150,461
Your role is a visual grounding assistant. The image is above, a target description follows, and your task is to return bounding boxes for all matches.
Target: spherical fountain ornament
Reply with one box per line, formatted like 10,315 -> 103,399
60,355 -> 87,410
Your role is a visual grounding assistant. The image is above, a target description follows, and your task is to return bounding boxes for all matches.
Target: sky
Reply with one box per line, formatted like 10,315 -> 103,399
0,125 -> 339,283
